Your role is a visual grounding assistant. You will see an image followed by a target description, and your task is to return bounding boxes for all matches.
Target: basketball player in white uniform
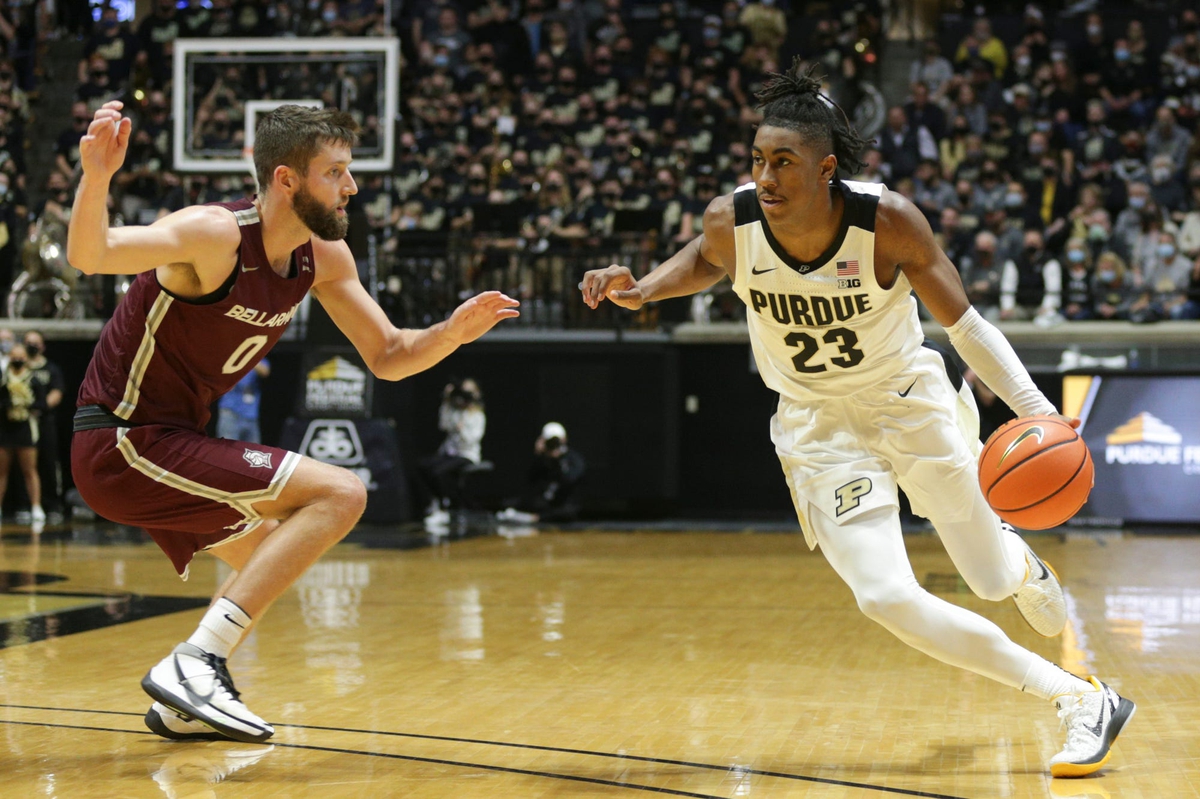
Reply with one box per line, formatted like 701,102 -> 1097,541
580,61 -> 1134,778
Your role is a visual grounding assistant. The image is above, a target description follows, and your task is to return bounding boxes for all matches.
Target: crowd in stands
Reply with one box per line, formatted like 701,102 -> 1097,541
877,7 -> 1200,324
7,0 -> 1200,326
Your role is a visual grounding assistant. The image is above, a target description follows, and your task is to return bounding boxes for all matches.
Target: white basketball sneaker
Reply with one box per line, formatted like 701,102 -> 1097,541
144,701 -> 234,741
1013,533 -> 1067,636
1050,677 -> 1136,777
141,642 -> 274,743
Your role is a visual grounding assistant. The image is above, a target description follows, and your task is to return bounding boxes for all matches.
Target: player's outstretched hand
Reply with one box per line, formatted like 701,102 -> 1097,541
579,265 -> 645,310
445,291 -> 520,344
79,101 -> 132,181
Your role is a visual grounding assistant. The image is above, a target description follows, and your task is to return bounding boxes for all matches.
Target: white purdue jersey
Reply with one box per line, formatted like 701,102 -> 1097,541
731,180 -> 924,401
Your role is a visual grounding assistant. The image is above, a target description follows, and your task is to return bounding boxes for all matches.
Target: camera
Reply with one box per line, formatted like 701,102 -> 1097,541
447,380 -> 479,409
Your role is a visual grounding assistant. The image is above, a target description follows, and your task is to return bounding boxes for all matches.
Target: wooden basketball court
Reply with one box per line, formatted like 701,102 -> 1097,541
1,522 -> 1196,798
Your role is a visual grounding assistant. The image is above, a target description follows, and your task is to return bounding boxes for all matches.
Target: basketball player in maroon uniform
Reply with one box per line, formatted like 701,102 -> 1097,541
68,101 -> 519,743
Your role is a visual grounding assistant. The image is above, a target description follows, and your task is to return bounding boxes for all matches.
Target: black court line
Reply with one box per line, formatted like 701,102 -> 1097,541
0,718 -> 728,799
0,704 -> 970,799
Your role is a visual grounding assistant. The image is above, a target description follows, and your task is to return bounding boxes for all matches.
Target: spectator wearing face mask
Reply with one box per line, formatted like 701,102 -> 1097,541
955,17 -> 1008,79
1028,155 -> 1077,250
1148,154 -> 1187,215
911,41 -> 954,101
1099,38 -> 1152,131
1000,229 -> 1062,322
1115,181 -> 1153,253
959,230 -> 1005,320
1061,238 -> 1096,321
1127,197 -> 1178,282
0,343 -> 46,527
1073,13 -> 1112,79
1091,251 -> 1135,320
1002,180 -> 1042,233
21,331 -> 63,523
78,5 -> 138,88
1067,183 -> 1105,241
1145,106 -> 1192,175
1128,230 -> 1192,322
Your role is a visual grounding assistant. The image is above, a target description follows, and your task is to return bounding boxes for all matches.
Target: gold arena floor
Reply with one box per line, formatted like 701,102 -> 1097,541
0,522 -> 1197,798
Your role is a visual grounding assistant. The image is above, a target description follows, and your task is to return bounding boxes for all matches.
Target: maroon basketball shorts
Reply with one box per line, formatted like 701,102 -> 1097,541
72,425 -> 300,578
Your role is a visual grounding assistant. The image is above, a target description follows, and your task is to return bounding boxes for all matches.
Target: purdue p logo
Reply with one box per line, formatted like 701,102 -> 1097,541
834,478 -> 873,516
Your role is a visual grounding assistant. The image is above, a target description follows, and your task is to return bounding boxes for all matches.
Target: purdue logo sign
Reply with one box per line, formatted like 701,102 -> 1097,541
304,356 -> 368,415
298,419 -> 376,490
1106,412 -> 1200,471
299,419 -> 363,466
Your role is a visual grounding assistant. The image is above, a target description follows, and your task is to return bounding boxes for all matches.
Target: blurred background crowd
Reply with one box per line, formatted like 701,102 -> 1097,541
1,0 -> 1199,328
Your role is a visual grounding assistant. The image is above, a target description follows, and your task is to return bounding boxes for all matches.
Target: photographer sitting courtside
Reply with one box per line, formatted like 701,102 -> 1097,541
496,421 -> 586,525
420,378 -> 486,527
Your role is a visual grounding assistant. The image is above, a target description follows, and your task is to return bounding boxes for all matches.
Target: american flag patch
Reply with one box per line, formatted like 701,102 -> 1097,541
836,260 -> 860,277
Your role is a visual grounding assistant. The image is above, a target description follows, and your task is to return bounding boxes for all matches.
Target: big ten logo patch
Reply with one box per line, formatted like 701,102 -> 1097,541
298,419 -> 377,490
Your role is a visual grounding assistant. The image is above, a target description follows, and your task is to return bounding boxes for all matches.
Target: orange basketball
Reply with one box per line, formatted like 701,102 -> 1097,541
978,415 -> 1094,530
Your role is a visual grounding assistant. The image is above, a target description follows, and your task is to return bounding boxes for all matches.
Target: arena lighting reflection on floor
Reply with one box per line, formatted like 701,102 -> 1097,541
1105,585 -> 1200,654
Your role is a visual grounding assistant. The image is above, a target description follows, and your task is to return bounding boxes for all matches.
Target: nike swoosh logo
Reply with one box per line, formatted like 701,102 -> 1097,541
241,263 -> 259,272
1086,701 -> 1108,738
997,426 -> 1045,468
899,379 -> 917,398
174,654 -> 215,706
224,613 -> 246,629
751,266 -> 777,275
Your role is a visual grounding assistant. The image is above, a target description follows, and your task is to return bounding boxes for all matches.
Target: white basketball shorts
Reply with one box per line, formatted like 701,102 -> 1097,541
772,345 -> 982,549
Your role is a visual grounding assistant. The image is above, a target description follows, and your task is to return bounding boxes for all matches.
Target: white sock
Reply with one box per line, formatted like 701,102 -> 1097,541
1021,658 -> 1092,701
186,597 -> 251,659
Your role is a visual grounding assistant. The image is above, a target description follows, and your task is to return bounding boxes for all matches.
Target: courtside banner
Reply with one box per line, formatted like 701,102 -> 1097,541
1063,373 -> 1200,524
296,347 -> 374,418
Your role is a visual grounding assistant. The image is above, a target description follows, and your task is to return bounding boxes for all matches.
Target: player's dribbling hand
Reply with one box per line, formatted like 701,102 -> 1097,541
79,101 -> 132,180
1049,412 -> 1082,430
579,265 -> 645,310
444,291 -> 520,344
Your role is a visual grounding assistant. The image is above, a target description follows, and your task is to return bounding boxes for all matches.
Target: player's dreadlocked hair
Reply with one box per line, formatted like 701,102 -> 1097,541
754,58 -> 871,178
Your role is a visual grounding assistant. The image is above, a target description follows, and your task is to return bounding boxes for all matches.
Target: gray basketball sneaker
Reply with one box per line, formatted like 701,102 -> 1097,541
141,642 -> 273,743
1050,677 -> 1136,777
1013,533 -> 1067,636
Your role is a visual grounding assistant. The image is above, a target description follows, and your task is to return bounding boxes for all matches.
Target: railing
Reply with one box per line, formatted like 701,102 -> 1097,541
371,232 -> 695,332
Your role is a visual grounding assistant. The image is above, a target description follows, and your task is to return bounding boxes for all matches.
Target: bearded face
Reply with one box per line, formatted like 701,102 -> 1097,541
292,179 -> 349,241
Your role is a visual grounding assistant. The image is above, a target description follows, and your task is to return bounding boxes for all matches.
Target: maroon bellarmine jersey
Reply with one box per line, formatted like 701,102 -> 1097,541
78,199 -> 316,431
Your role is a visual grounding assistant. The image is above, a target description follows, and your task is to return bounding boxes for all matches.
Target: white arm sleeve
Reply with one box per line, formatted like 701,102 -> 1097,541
945,306 -> 1057,418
